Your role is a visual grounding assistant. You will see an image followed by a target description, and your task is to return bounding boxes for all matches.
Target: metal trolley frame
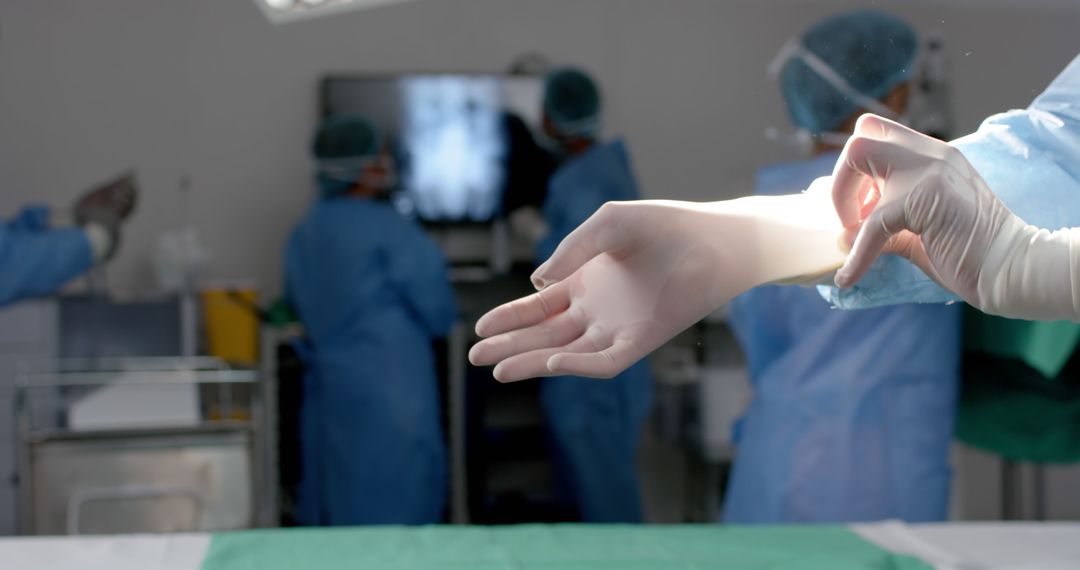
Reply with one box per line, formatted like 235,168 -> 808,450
13,357 -> 277,535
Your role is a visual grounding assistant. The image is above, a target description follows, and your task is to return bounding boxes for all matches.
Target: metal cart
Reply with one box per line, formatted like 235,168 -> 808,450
14,357 -> 276,535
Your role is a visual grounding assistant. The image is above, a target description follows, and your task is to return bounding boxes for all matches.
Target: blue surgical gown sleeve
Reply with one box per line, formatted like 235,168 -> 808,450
10,206 -> 51,232
821,53 -> 1080,309
0,211 -> 93,307
386,218 -> 458,337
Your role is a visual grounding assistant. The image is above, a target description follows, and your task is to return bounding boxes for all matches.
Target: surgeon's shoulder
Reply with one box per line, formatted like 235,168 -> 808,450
754,152 -> 839,197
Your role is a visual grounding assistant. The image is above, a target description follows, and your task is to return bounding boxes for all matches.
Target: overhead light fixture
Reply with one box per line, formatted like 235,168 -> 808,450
256,0 -> 420,24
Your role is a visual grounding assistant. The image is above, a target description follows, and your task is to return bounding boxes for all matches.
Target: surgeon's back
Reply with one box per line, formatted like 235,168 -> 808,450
286,197 -> 456,352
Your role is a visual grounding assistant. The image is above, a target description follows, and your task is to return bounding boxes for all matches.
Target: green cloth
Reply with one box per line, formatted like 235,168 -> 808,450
958,352 -> 1080,463
964,308 -> 1080,378
265,298 -> 299,327
201,525 -> 930,570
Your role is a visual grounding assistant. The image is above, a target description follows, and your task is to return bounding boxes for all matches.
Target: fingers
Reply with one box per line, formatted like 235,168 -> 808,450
547,339 -> 638,379
832,114 -> 932,228
885,229 -> 947,289
474,284 -> 570,338
491,336 -> 597,383
531,203 -> 629,289
832,138 -> 887,228
834,199 -> 909,288
469,309 -> 584,366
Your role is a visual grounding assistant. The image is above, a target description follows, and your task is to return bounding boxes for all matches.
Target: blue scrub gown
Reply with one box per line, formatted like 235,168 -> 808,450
0,206 -> 93,307
538,140 -> 653,523
722,152 -> 962,523
285,196 -> 457,525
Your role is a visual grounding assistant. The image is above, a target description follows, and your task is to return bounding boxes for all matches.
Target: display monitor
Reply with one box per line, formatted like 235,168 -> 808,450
321,74 -> 545,223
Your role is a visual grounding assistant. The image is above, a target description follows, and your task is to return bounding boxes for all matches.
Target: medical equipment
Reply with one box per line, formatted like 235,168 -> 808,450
322,74 -> 544,223
908,33 -> 955,140
254,0 -> 421,25
14,357 -> 276,535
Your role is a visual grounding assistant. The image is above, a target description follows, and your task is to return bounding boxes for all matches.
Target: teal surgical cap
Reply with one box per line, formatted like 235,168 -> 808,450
312,116 -> 381,160
778,10 -> 918,134
544,67 -> 602,138
312,116 -> 381,197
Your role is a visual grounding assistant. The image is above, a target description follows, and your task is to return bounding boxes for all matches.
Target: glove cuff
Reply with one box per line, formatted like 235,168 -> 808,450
977,215 -> 1080,321
83,223 -> 116,262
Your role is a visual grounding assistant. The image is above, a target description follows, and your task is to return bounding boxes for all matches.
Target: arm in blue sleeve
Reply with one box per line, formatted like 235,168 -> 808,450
821,53 -> 1080,309
388,220 -> 459,337
10,206 -> 52,232
0,225 -> 94,307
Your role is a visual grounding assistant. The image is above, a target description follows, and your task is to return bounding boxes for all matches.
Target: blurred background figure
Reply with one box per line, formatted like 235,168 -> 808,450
500,111 -> 557,223
722,11 -> 963,524
1,174 -> 136,307
284,116 -> 458,525
529,68 -> 653,523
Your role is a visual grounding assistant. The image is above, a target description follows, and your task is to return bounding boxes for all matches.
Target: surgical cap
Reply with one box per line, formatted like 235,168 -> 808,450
312,116 -> 381,160
779,11 -> 917,134
543,68 -> 602,138
311,116 -> 381,197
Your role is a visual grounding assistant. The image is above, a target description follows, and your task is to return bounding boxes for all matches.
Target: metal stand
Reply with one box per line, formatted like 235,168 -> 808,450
15,357 -> 271,535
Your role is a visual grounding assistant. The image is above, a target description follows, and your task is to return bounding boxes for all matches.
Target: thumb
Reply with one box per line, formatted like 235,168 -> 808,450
531,202 -> 630,290
834,199 -> 909,288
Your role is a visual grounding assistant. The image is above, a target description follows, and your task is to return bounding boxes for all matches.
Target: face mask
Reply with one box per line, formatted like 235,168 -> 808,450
317,155 -> 398,192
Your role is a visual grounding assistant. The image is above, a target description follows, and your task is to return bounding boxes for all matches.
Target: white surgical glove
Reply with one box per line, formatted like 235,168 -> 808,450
82,223 -> 115,263
832,114 -> 1080,321
469,182 -> 848,381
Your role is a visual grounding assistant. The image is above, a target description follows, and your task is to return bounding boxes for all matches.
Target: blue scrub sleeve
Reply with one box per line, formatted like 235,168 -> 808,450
820,53 -> 1080,309
11,206 -> 52,232
0,225 -> 93,307
387,220 -> 458,337
537,184 -> 608,263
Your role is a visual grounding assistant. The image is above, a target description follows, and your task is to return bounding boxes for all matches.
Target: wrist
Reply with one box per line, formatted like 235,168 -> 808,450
709,191 -> 848,289
977,216 -> 1080,321
83,223 -> 115,262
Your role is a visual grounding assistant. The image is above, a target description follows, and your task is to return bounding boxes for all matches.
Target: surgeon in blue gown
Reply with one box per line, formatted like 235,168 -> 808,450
1,175 -> 135,307
723,12 -> 962,523
285,117 -> 458,525
534,68 -> 653,523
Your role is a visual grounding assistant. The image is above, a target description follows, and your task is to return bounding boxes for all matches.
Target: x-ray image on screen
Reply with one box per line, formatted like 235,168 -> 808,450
322,74 -> 545,223
398,77 -> 505,221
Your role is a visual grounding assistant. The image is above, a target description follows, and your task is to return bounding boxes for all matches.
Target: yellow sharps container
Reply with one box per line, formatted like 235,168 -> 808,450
201,287 -> 259,366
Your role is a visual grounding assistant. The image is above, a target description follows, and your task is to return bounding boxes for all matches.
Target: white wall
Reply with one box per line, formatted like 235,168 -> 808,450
1,0 -> 1079,299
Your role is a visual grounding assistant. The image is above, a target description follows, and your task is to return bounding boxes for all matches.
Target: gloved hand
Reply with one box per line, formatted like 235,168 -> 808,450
73,172 -> 138,260
470,183 -> 848,381
832,114 -> 1080,321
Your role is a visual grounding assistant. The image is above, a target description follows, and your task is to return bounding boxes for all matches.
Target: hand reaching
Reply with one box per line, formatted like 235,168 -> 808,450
470,186 -> 848,381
